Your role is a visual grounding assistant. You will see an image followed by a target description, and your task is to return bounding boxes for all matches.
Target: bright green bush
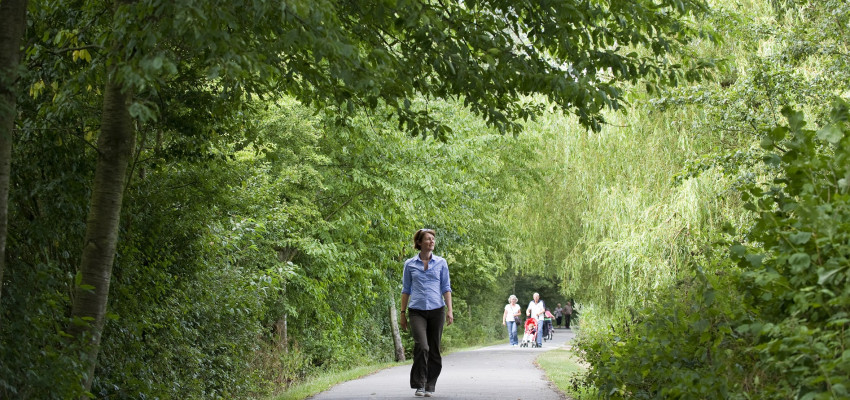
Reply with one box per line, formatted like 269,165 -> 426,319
729,105 -> 850,398
573,258 -> 747,399
574,104 -> 850,399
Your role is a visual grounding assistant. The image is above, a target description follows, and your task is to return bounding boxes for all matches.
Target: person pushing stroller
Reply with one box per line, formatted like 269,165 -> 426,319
526,293 -> 545,348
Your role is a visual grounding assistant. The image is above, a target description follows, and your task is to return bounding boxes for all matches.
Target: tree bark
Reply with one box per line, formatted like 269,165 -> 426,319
274,247 -> 296,351
67,77 -> 135,395
274,313 -> 288,351
389,291 -> 405,362
0,0 -> 28,319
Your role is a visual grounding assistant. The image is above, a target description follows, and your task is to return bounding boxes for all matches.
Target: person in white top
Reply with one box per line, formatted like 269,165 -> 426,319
526,292 -> 545,347
502,295 -> 522,346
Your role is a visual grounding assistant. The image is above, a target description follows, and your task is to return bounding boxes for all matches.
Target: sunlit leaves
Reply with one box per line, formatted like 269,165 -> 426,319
729,104 -> 850,397
816,124 -> 843,144
8,0 -> 718,396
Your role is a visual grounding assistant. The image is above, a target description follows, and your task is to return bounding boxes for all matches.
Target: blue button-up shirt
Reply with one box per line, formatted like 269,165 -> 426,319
402,254 -> 452,311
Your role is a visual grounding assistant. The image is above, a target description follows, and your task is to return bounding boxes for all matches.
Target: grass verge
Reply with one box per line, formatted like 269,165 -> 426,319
537,348 -> 596,399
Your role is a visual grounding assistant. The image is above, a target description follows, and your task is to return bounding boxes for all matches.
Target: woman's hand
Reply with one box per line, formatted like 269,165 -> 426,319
502,320 -> 506,326
443,292 -> 454,326
400,314 -> 408,331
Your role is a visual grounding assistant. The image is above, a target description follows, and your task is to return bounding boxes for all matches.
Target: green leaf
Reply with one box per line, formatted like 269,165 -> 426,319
783,107 -> 806,132
746,254 -> 764,268
817,267 -> 844,285
730,244 -> 746,258
816,124 -> 843,144
128,102 -> 157,122
693,319 -> 710,332
788,253 -> 811,271
789,231 -> 812,245
703,288 -> 716,306
768,126 -> 788,141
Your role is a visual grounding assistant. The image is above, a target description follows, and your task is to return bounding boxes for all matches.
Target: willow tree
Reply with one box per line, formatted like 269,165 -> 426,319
42,0 -> 713,394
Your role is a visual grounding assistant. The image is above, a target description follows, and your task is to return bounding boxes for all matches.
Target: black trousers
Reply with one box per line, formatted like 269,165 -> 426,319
565,314 -> 571,328
408,308 -> 445,392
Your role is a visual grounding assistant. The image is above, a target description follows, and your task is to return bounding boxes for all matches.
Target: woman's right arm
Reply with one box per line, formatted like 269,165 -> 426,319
502,307 -> 507,325
400,293 -> 410,331
400,262 -> 411,331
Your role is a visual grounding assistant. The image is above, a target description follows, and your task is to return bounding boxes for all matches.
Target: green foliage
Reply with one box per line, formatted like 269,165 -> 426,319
0,0 -> 748,397
1,92 -> 546,397
0,123 -> 92,399
510,94 -> 738,311
574,103 -> 850,400
729,105 -> 850,398
565,1 -> 850,398
575,273 -> 745,399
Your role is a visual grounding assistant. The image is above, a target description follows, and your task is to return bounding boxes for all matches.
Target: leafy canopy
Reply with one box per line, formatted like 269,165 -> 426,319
32,0 -> 713,138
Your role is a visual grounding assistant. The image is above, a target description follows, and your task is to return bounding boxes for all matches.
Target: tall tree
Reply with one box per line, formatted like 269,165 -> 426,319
0,0 -> 28,313
67,77 -> 135,393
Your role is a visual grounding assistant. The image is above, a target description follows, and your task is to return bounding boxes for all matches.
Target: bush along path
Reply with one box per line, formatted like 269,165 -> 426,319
309,328 -> 577,399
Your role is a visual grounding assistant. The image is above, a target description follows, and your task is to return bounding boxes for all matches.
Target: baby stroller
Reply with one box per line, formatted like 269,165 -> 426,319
520,318 -> 539,348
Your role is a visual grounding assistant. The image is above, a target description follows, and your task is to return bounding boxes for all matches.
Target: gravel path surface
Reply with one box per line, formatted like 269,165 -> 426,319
309,327 -> 577,400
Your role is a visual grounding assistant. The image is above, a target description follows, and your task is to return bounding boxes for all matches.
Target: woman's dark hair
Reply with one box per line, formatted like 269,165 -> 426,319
413,229 -> 437,250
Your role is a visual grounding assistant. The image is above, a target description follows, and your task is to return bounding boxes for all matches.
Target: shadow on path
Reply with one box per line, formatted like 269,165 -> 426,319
309,327 -> 577,400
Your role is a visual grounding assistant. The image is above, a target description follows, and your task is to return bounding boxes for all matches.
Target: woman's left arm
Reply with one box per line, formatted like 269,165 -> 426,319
440,260 -> 453,325
443,291 -> 454,326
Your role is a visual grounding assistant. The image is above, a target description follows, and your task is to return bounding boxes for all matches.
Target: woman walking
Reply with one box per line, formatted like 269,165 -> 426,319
502,295 -> 521,346
400,229 -> 454,398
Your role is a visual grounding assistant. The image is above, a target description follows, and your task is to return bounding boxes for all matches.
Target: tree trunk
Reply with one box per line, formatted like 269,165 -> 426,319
274,248 -> 295,351
274,313 -> 288,351
0,0 -> 28,319
68,77 -> 135,395
389,291 -> 405,362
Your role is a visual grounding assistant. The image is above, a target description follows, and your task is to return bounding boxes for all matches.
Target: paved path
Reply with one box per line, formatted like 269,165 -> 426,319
309,327 -> 576,400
